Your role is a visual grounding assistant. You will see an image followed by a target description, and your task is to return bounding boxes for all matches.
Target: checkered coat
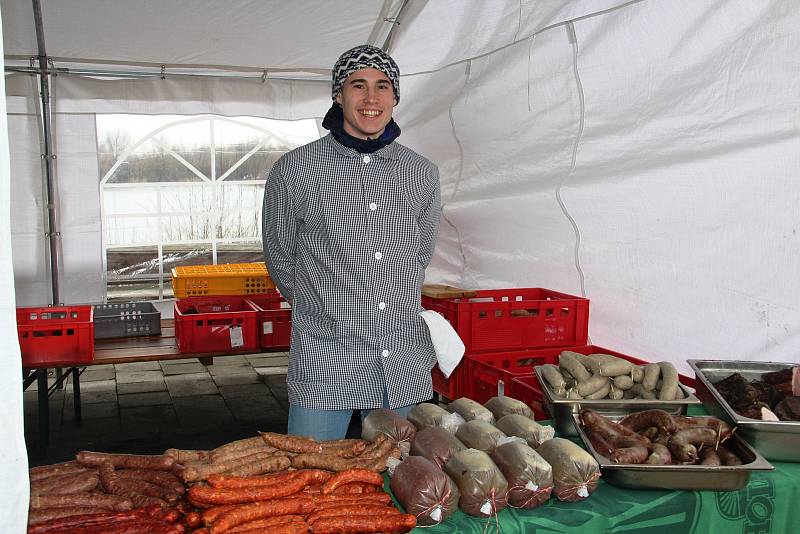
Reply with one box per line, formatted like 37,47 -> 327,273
263,134 -> 441,410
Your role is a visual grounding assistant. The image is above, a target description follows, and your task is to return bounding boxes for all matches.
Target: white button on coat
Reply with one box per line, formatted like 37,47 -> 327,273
374,251 -> 383,260
381,349 -> 389,357
363,155 -> 371,163
378,302 -> 387,310
369,202 -> 377,211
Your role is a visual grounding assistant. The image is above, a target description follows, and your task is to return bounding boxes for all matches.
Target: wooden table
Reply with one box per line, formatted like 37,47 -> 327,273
23,319 -> 286,456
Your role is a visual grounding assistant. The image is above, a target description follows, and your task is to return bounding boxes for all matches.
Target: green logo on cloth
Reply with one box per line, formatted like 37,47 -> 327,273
716,475 -> 774,533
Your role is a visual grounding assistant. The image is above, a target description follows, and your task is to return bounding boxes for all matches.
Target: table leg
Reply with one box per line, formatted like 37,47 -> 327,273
37,368 -> 49,456
72,367 -> 82,423
55,368 -> 64,389
199,356 -> 214,366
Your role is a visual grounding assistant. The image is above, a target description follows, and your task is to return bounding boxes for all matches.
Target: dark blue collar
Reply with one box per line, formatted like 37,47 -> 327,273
321,103 -> 401,154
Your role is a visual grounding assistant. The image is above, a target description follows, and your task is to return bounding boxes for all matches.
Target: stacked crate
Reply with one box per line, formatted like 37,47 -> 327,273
422,287 -> 590,419
171,263 -> 290,353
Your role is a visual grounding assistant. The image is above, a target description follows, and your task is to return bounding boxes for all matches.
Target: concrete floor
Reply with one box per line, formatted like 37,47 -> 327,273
22,352 -> 313,466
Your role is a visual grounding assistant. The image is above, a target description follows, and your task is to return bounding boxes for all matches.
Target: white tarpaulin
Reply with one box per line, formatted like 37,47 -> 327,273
2,0 -> 800,529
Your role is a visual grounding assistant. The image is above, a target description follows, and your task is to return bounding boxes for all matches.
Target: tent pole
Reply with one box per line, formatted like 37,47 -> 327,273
32,0 -> 61,305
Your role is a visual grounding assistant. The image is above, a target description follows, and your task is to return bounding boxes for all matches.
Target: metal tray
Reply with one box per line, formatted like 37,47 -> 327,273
688,359 -> 800,462
534,366 -> 702,437
572,413 -> 773,490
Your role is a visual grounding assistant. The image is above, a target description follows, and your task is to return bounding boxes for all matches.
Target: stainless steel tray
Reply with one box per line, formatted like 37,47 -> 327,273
534,366 -> 702,437
572,413 -> 774,491
688,359 -> 800,462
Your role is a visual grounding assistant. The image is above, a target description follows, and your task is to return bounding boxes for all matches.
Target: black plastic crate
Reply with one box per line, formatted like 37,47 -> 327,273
93,302 -> 161,339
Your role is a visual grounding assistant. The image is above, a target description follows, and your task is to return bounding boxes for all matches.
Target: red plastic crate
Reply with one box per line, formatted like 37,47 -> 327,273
507,345 -> 697,418
465,349 -> 560,405
422,288 -> 589,353
16,305 -> 95,367
246,292 -> 292,349
174,296 -> 259,353
432,361 -> 469,401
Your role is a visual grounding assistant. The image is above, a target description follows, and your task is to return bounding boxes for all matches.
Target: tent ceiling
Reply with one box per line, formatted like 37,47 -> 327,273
1,0 -> 400,74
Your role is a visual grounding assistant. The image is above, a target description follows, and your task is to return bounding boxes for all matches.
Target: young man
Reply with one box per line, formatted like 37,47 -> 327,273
262,45 -> 442,440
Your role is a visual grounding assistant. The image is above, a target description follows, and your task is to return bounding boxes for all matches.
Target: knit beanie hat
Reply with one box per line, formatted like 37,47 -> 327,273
331,45 -> 400,103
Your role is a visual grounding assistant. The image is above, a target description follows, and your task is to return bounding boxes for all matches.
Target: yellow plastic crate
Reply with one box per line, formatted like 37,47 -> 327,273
171,262 -> 275,298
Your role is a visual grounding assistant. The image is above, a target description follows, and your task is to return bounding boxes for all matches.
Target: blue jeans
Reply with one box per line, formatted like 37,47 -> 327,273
288,393 -> 416,441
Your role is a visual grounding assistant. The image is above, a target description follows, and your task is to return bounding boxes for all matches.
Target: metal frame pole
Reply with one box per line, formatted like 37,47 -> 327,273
32,0 -> 61,305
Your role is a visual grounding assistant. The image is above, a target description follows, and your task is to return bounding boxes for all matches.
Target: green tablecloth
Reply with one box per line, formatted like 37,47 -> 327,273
412,462 -> 798,533
404,409 -> 799,533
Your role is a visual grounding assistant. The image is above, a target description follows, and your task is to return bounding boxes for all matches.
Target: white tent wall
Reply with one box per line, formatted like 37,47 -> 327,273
0,10 -> 31,533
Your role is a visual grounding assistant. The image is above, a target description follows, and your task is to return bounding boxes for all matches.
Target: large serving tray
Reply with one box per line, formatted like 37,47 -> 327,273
688,359 -> 800,462
572,413 -> 773,491
534,366 -> 702,437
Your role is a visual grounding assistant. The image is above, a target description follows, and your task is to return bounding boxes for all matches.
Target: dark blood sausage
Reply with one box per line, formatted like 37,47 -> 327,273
673,416 -> 734,442
716,446 -> 744,466
618,410 -> 677,434
321,468 -> 384,494
699,448 -> 721,466
586,432 -> 615,457
29,492 -> 133,511
606,438 -> 650,465
579,410 -> 649,446
645,443 -> 672,465
311,513 -> 417,534
77,451 -> 175,471
667,427 -> 719,463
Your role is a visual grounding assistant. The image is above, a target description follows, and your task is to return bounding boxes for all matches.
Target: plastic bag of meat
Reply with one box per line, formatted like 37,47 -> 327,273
495,414 -> 555,448
407,402 -> 466,433
455,420 -> 507,453
390,456 -> 460,526
535,438 -> 600,502
444,448 -> 508,517
361,408 -> 417,456
490,441 -> 553,509
409,426 -> 467,470
447,398 -> 495,424
484,396 -> 534,420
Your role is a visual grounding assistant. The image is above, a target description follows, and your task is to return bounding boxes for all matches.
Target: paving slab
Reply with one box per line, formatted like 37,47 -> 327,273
117,380 -> 167,395
116,370 -> 166,384
74,379 -> 117,392
209,355 -> 249,366
160,358 -> 200,367
162,362 -> 208,376
212,372 -> 261,386
120,405 -> 178,429
118,391 -> 173,408
207,363 -> 253,375
218,383 -> 273,400
255,366 -> 289,376
72,389 -> 119,405
173,395 -> 234,428
115,361 -> 161,372
246,354 -> 289,366
80,367 -> 116,382
165,374 -> 220,397
63,401 -> 119,421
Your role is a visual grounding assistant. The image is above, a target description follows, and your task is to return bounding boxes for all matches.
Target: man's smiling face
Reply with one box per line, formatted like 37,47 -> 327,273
335,67 -> 396,140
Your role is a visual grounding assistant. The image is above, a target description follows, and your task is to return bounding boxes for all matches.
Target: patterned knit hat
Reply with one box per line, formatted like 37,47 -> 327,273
331,45 -> 400,103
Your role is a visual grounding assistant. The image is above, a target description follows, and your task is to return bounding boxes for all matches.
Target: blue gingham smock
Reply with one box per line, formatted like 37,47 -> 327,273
262,134 -> 441,410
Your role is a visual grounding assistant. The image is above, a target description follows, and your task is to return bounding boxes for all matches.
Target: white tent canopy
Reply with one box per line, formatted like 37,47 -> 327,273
2,1 -> 799,530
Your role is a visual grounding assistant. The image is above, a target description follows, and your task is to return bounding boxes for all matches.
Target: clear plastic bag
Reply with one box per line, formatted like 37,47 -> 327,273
407,402 -> 466,433
444,448 -> 508,517
455,420 -> 507,453
490,441 -> 553,509
535,437 -> 600,502
361,408 -> 417,456
495,413 -> 555,449
390,456 -> 460,526
484,396 -> 534,420
447,397 -> 495,424
410,426 -> 467,470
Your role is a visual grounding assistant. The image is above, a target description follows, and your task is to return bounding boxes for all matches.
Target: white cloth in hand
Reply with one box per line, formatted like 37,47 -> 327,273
420,310 -> 465,378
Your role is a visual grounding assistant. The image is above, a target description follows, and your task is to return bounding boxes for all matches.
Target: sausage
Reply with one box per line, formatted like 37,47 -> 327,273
311,513 -> 416,534
540,364 -> 567,396
673,416 -> 733,442
29,461 -> 87,482
226,515 -> 304,533
181,451 -> 280,482
98,462 -> 168,508
307,504 -> 401,524
641,363 -> 660,391
30,471 -> 100,495
699,448 -> 721,466
608,443 -> 650,464
210,497 -> 314,533
311,493 -> 393,511
716,446 -> 743,466
320,439 -> 369,459
29,492 -> 133,511
259,432 -> 323,454
657,362 -> 680,401
330,482 -> 378,495
27,509 -> 154,530
220,455 -> 292,478
576,375 -> 611,397
207,470 -> 302,489
117,469 -> 185,495
212,437 -> 270,456
77,451 -> 175,471
27,507 -> 110,525
185,511 -> 202,528
230,523 -> 307,534
558,351 -> 592,382
645,443 -> 672,465
189,474 -> 308,504
210,444 -> 277,464
164,449 -> 211,463
579,410 -> 649,446
586,432 -> 615,457
667,427 -> 718,463
202,504 -> 240,526
320,468 -> 384,494
618,409 -> 677,434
